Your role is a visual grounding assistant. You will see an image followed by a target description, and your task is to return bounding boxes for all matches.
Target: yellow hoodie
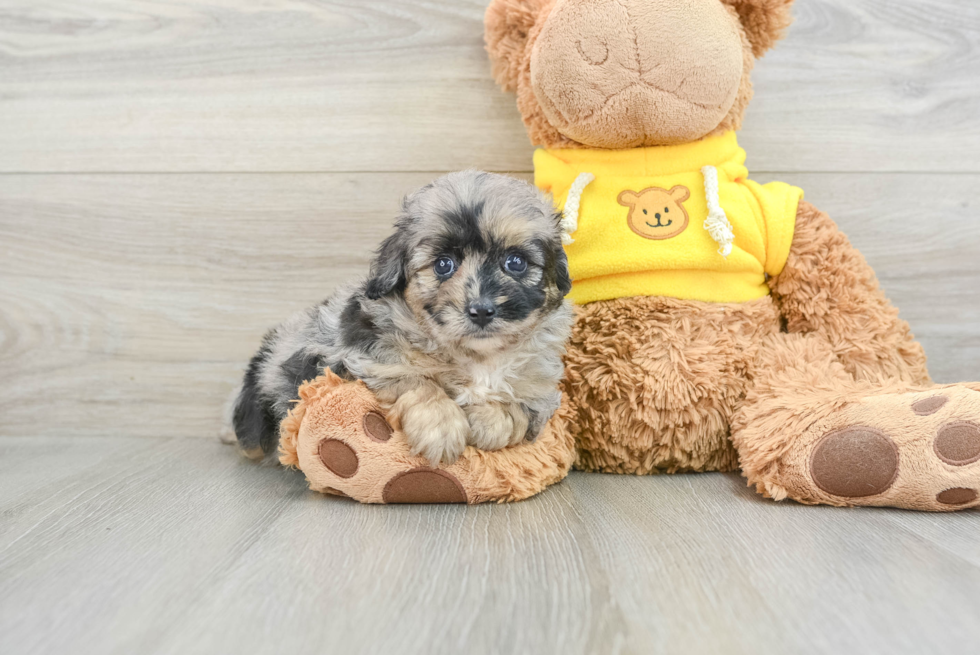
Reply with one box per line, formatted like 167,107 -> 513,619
534,132 -> 803,305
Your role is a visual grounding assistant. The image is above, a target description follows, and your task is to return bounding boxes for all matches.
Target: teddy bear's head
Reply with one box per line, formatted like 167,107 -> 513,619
485,0 -> 795,149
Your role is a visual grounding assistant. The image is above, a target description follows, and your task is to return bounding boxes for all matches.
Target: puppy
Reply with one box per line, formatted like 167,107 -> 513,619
232,171 -> 574,465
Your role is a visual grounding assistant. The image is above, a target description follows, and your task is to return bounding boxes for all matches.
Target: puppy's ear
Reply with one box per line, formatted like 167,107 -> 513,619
721,0 -> 795,58
365,232 -> 408,300
485,0 -> 549,92
554,244 -> 572,297
547,214 -> 572,297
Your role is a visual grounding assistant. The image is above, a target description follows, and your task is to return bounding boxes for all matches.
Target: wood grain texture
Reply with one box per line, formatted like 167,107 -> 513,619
2,172 -> 979,440
1,437 -> 978,655
1,0 -> 979,173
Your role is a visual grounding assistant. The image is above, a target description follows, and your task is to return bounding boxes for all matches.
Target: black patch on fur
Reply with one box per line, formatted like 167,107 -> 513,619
233,337 -> 280,455
422,301 -> 445,326
552,246 -> 572,297
541,219 -> 573,298
498,289 -> 545,321
328,360 -> 354,380
523,405 -> 543,442
479,256 -> 546,323
365,233 -> 408,300
281,350 -> 321,388
437,200 -> 486,254
340,295 -> 378,351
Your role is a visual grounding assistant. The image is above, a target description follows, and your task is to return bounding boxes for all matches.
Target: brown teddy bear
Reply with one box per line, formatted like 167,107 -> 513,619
279,0 -> 980,511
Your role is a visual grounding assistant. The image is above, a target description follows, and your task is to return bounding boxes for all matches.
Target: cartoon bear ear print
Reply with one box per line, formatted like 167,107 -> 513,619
720,0 -> 796,58
485,0 -> 551,92
668,186 -> 690,202
617,190 -> 640,207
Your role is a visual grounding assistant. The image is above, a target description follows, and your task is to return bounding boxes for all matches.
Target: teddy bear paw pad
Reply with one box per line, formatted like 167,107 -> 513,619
288,376 -> 575,504
810,427 -> 899,498
317,439 -> 359,478
936,487 -> 978,506
294,386 -> 475,503
382,468 -> 467,504
933,421 -> 980,466
912,395 -> 948,416
362,411 -> 393,442
798,386 -> 980,511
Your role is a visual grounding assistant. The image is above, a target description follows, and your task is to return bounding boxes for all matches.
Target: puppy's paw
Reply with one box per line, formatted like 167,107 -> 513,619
400,397 -> 470,465
466,403 -> 528,451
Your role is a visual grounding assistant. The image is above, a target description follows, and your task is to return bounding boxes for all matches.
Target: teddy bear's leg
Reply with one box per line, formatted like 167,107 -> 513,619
732,332 -> 980,511
735,200 -> 980,510
277,371 -> 577,504
770,200 -> 931,385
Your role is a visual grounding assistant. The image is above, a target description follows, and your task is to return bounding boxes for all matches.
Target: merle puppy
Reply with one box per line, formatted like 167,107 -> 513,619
232,171 -> 574,465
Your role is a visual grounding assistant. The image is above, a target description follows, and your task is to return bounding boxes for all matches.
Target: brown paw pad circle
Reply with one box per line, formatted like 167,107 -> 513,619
911,395 -> 948,416
936,488 -> 979,506
363,411 -> 393,442
934,422 -> 980,466
382,468 -> 467,504
810,427 -> 900,498
318,439 -> 358,478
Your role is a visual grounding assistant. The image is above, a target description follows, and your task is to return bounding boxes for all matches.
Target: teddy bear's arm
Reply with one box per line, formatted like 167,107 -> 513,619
768,200 -> 931,385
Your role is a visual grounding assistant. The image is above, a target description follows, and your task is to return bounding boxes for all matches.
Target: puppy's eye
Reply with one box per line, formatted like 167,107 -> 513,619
642,209 -> 648,215
504,253 -> 528,275
434,256 -> 456,277
664,207 -> 669,213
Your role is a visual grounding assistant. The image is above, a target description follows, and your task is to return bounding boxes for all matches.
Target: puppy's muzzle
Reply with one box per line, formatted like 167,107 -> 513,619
467,299 -> 496,328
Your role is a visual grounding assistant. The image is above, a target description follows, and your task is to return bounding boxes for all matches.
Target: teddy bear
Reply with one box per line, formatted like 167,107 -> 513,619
278,0 -> 980,511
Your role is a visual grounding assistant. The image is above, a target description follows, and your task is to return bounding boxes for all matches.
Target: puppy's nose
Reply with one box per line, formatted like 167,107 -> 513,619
467,299 -> 496,327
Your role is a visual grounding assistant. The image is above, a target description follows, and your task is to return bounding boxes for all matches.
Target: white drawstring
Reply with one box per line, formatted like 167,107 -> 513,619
701,165 -> 734,258
559,172 -> 595,245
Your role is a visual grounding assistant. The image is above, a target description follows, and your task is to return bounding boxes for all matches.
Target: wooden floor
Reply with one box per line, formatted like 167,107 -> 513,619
2,1 -> 980,653
3,437 -> 980,655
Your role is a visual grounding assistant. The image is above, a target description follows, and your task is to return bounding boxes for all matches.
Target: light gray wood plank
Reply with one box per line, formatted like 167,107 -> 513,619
881,508 -> 980,569
741,0 -> 980,173
1,437 -> 978,655
570,472 -> 980,655
1,171 -> 978,440
1,0 -> 979,173
0,0 -> 529,174
0,437 -> 312,655
0,172 -> 436,439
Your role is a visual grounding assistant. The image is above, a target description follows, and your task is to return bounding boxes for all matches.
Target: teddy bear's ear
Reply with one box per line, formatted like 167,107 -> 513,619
485,0 -> 549,92
669,186 -> 691,202
721,0 -> 796,58
617,190 -> 640,207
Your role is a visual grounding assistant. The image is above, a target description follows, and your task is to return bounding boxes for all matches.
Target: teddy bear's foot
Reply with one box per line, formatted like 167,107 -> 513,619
754,384 -> 980,511
278,372 -> 576,504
